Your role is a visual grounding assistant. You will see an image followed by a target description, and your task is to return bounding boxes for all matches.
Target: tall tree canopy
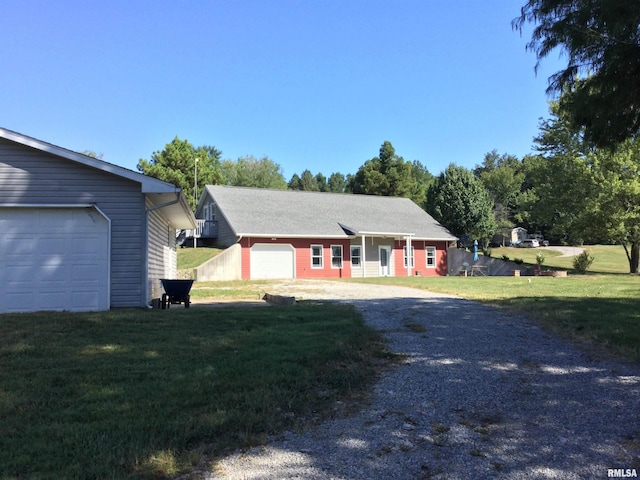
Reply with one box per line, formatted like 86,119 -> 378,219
327,172 -> 348,193
426,164 -> 496,247
221,155 -> 287,190
514,0 -> 640,148
523,93 -> 640,273
349,141 -> 426,204
137,137 -> 223,210
474,150 -> 526,242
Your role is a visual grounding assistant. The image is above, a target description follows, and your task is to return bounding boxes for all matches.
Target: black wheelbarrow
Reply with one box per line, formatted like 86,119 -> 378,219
160,279 -> 194,309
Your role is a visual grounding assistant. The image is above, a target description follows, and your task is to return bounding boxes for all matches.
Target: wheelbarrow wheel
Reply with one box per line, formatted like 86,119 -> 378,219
161,293 -> 168,310
185,295 -> 190,308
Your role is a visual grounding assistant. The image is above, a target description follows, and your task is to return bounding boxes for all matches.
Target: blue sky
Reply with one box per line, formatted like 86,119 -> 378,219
2,0 -> 563,180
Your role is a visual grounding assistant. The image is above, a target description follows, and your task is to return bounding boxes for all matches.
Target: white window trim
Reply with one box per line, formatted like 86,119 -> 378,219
331,245 -> 343,269
426,246 -> 436,268
403,246 -> 415,268
350,246 -> 361,267
311,244 -> 323,269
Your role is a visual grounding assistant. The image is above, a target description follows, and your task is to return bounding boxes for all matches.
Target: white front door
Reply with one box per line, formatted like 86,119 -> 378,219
379,246 -> 391,276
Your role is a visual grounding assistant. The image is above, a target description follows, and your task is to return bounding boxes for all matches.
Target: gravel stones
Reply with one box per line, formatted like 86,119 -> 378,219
194,281 -> 640,479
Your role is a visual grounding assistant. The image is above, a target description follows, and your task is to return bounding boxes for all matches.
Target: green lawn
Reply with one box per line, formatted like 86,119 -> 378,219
0,305 -> 387,479
489,244 -> 630,273
177,247 -> 222,269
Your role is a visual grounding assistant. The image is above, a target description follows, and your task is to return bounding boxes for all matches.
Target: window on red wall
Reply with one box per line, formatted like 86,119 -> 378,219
331,245 -> 343,268
311,245 -> 323,268
403,246 -> 415,268
426,246 -> 436,268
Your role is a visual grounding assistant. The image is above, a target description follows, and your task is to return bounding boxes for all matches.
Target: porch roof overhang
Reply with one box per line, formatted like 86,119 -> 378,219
146,192 -> 196,230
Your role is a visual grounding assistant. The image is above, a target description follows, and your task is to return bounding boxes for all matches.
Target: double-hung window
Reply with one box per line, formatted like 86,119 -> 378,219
311,245 -> 323,268
426,246 -> 436,268
403,246 -> 415,268
350,246 -> 361,267
331,245 -> 343,268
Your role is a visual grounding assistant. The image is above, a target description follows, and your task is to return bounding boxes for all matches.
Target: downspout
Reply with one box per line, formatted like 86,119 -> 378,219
144,192 -> 182,307
237,235 -> 244,279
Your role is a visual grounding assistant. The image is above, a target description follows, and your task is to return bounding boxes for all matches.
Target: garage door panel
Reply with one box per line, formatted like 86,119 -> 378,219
71,291 -> 101,310
4,293 -> 33,313
72,264 -> 102,282
0,207 -> 109,313
2,240 -> 36,256
250,244 -> 295,279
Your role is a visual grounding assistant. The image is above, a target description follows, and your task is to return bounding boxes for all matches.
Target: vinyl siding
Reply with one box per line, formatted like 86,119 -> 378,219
215,213 -> 237,247
359,237 -> 394,278
147,204 -> 177,301
0,138 -> 147,307
195,195 -> 237,247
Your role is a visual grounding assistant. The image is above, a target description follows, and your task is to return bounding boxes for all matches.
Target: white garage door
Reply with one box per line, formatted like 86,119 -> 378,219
250,244 -> 295,279
0,207 -> 110,313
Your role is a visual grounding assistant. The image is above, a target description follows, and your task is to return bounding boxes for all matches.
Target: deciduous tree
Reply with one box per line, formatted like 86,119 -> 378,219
137,137 -> 223,210
221,155 -> 287,190
474,151 -> 526,243
426,164 -> 496,247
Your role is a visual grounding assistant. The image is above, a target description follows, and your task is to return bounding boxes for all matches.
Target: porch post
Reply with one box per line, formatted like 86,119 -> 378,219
406,235 -> 412,276
361,235 -> 366,278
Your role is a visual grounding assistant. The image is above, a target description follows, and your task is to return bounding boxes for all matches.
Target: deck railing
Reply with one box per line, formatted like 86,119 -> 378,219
184,219 -> 218,239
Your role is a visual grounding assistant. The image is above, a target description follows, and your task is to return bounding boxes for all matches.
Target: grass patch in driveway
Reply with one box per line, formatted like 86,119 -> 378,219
0,303 -> 387,479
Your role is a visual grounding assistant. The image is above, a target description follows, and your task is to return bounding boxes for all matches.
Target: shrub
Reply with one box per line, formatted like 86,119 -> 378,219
514,258 -> 524,265
573,250 -> 594,274
536,252 -> 545,265
502,255 -> 510,261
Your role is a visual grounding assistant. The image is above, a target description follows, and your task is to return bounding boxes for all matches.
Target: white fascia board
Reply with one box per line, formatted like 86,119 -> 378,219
355,230 -> 416,237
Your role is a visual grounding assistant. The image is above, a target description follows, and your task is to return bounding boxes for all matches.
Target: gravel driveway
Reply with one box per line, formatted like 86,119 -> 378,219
197,281 -> 639,479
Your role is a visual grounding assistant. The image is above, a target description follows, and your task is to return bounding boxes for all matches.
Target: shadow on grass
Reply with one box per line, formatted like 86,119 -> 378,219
0,304 -> 387,479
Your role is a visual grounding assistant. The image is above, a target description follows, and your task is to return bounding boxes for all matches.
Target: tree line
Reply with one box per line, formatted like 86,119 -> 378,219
137,91 -> 640,274
138,0 -> 640,272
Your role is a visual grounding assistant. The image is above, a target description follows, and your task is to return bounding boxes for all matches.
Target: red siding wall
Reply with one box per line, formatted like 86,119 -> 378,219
392,240 -> 449,277
241,237 -> 449,279
241,237 -> 352,280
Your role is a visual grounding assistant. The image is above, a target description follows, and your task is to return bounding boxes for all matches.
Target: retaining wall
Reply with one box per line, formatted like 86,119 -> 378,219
447,248 -> 531,276
195,244 -> 242,281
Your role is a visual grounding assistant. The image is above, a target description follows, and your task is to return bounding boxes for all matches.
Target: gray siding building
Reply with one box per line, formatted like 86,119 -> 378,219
0,128 -> 195,313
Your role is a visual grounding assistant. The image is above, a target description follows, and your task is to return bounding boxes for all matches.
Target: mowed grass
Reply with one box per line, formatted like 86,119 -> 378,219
190,280 -> 277,301
0,304 -> 387,479
177,247 -> 222,269
490,244 -> 629,273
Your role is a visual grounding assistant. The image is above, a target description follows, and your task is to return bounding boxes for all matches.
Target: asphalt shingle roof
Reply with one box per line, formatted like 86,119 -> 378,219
203,185 -> 457,241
